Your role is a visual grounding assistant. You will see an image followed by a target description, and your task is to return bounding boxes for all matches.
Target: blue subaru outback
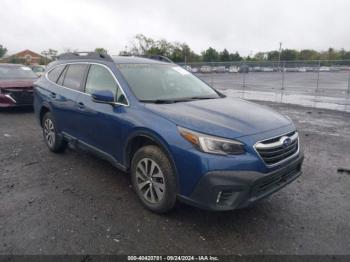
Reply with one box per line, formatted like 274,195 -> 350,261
34,52 -> 303,213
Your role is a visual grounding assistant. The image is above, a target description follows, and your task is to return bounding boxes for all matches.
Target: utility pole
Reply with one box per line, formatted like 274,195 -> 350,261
347,69 -> 350,96
316,60 -> 321,93
278,42 -> 282,71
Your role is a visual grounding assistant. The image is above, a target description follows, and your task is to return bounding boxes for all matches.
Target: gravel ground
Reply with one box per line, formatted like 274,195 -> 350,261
0,102 -> 349,255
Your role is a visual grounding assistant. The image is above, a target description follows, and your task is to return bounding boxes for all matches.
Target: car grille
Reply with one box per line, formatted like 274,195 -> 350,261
3,89 -> 33,105
255,131 -> 299,166
253,161 -> 302,197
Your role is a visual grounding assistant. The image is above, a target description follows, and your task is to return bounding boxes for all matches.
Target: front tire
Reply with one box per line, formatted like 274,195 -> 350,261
42,112 -> 66,153
131,145 -> 177,213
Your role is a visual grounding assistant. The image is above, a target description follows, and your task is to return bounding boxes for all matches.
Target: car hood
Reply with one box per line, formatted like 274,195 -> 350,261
145,97 -> 293,139
0,79 -> 35,89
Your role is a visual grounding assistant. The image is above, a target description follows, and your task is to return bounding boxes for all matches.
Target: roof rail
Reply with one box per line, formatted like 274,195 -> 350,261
136,55 -> 174,64
57,52 -> 113,62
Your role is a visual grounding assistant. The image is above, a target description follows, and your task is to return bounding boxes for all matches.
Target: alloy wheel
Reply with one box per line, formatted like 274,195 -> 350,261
135,158 -> 166,204
44,118 -> 55,147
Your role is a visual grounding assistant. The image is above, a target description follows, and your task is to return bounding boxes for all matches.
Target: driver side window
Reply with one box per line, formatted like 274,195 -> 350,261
85,64 -> 118,100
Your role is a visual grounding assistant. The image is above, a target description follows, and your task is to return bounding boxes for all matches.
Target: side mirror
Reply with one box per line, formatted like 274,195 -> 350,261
91,90 -> 115,104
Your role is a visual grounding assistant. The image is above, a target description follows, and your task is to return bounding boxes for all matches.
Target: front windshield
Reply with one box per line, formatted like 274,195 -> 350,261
0,66 -> 38,79
117,64 -> 220,101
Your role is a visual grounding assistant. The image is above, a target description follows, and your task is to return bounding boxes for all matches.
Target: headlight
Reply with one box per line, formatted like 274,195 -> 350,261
178,127 -> 245,155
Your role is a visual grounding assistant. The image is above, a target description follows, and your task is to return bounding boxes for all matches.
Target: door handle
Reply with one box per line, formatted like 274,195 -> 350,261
77,102 -> 85,109
50,92 -> 56,98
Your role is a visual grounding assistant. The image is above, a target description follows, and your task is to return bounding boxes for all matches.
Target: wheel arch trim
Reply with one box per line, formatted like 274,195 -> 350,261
123,129 -> 180,191
39,103 -> 52,126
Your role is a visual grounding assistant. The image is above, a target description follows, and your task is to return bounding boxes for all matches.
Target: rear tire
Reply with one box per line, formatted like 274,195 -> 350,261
131,145 -> 177,213
42,112 -> 66,153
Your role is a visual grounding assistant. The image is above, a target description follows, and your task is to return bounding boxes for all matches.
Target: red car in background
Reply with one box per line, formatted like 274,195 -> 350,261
0,63 -> 38,107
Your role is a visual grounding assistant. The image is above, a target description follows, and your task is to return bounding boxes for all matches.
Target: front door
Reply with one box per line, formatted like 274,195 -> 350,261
75,64 -> 128,162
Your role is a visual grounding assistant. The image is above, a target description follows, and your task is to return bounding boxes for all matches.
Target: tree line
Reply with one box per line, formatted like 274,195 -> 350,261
1,34 -> 350,64
118,34 -> 243,63
121,35 -> 350,62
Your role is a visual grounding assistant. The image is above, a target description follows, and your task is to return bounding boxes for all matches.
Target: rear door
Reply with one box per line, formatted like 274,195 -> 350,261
50,63 -> 89,138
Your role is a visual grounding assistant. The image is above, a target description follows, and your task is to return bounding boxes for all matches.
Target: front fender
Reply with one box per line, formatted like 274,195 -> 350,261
123,127 -> 181,192
123,127 -> 174,167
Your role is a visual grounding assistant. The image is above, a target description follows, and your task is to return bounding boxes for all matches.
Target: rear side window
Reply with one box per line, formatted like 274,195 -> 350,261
57,66 -> 67,86
47,65 -> 65,83
62,64 -> 88,91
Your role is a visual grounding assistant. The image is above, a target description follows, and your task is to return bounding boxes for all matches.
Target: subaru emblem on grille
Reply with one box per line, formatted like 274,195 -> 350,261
281,136 -> 292,148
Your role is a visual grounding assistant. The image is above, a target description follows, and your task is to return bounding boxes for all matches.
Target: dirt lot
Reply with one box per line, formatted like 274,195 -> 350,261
0,102 -> 349,255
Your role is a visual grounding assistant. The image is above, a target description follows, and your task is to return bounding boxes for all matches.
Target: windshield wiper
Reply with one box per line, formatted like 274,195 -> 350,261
140,96 -> 219,104
186,96 -> 218,100
140,99 -> 177,104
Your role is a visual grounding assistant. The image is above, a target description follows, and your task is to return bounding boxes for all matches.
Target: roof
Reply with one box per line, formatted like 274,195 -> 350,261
0,50 -> 45,64
15,49 -> 44,58
112,56 -> 167,64
55,52 -> 169,64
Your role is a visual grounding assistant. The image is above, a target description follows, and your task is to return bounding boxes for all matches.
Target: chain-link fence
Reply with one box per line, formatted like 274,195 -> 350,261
179,60 -> 350,112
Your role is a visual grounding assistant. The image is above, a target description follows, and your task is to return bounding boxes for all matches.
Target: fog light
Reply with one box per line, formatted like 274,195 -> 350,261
216,190 -> 238,206
216,191 -> 222,203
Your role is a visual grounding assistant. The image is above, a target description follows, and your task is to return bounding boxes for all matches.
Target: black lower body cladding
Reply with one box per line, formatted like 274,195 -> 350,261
179,154 -> 304,211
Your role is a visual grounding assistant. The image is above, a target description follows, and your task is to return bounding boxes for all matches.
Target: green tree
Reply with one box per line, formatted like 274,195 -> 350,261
298,49 -> 320,60
170,44 -> 182,62
126,35 -> 201,63
169,43 -> 199,63
245,56 -> 254,61
219,49 -> 230,62
157,39 -> 173,57
229,52 -> 242,61
253,52 -> 266,61
129,34 -> 175,57
130,34 -> 156,55
123,34 -> 350,64
178,44 -> 191,63
95,48 -> 108,55
280,49 -> 298,60
267,51 -> 280,61
202,47 -> 219,62
48,49 -> 58,59
325,48 -> 341,60
341,50 -> 350,60
41,49 -> 59,64
319,48 -> 340,60
179,43 -> 200,63
0,44 -> 8,59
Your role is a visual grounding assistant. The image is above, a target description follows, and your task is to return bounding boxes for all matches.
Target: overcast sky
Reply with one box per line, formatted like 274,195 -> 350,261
1,0 -> 349,56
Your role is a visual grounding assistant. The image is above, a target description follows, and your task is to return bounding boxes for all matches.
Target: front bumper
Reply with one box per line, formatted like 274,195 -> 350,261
178,154 -> 304,211
0,91 -> 33,107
